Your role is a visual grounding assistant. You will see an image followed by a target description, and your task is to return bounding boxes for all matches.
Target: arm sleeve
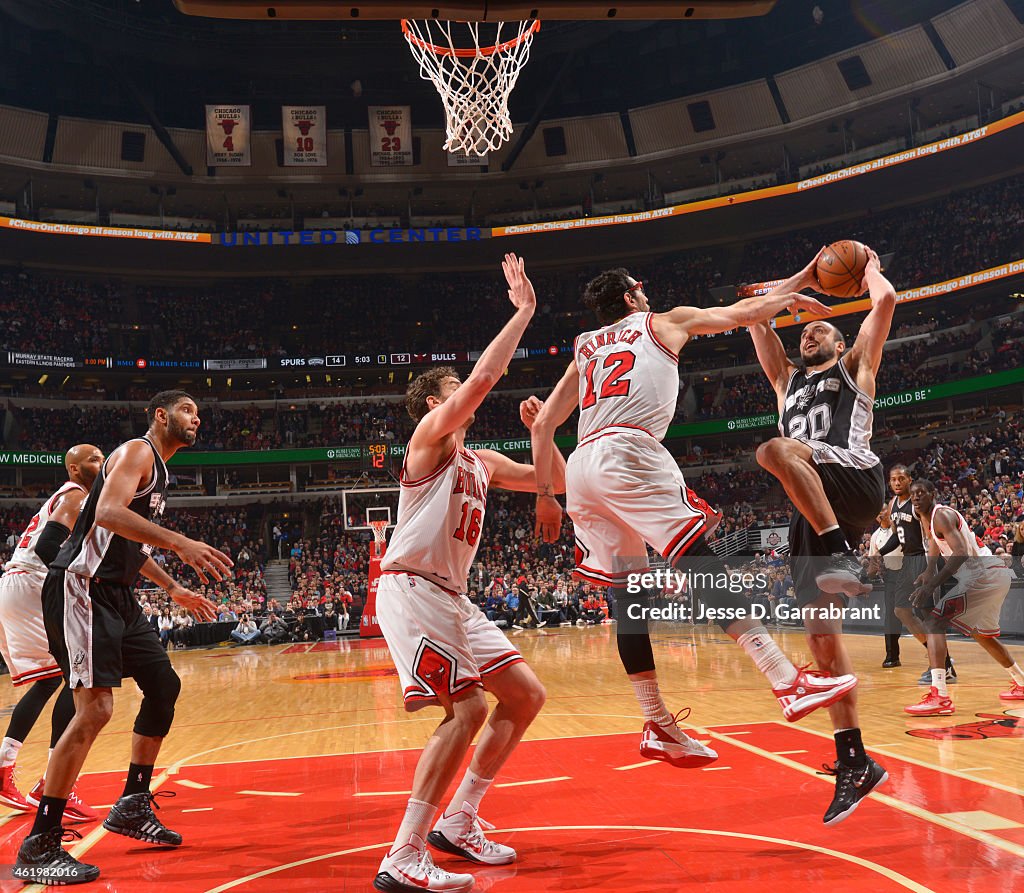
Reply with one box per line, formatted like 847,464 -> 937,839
34,521 -> 71,567
877,533 -> 901,557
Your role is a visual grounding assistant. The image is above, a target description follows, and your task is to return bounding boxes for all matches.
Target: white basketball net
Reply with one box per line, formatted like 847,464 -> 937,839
402,19 -> 540,157
369,519 -> 389,545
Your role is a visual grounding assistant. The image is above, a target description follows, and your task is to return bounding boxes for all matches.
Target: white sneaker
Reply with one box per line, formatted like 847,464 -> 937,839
639,708 -> 719,768
428,802 -> 516,866
536,621 -> 547,628
575,619 -> 585,627
374,833 -> 475,892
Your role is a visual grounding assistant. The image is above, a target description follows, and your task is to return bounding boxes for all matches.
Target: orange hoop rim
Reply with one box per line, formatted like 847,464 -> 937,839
369,519 -> 389,541
401,19 -> 541,59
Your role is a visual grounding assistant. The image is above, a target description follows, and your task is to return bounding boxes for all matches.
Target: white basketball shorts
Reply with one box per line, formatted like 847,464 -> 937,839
0,570 -> 62,686
376,571 -> 524,712
933,568 -> 1012,637
566,431 -> 720,588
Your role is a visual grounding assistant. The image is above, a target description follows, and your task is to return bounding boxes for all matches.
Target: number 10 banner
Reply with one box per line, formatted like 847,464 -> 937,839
282,106 -> 327,167
369,106 -> 412,167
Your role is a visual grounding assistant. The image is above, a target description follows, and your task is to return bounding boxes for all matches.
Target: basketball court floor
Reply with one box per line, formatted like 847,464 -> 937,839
1,625 -> 1021,891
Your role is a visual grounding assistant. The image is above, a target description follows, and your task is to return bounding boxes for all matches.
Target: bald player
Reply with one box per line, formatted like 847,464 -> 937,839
0,445 -> 104,821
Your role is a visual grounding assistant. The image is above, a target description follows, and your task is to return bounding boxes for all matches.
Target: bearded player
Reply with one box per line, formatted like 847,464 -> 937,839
373,254 -> 563,893
530,267 -> 856,779
749,246 -> 895,824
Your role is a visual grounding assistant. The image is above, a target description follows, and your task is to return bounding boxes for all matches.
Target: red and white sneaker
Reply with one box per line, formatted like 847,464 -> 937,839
999,683 -> 1024,701
0,766 -> 32,812
25,779 -> 97,823
374,833 -> 475,892
639,708 -> 719,768
428,802 -> 515,865
773,665 -> 858,722
905,687 -> 955,716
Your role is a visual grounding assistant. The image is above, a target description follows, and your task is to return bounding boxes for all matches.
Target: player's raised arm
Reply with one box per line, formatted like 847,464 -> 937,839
530,362 -> 580,541
410,253 -> 536,447
843,247 -> 896,383
649,249 -> 831,358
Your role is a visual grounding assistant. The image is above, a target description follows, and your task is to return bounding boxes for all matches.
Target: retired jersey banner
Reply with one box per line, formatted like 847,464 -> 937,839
369,106 -> 412,167
282,106 -> 327,166
206,105 -> 251,166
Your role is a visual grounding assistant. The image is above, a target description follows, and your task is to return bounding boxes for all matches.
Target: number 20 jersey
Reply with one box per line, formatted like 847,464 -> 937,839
380,446 -> 490,593
779,360 -> 879,470
574,311 -> 678,442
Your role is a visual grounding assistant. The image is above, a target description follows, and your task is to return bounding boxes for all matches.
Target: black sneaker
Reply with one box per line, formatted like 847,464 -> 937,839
103,791 -> 182,846
12,827 -> 100,886
814,554 -> 872,597
819,757 -> 888,825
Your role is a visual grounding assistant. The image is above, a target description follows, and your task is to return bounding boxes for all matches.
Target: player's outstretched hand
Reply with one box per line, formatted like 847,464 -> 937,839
784,292 -> 832,317
794,246 -> 828,292
168,583 -> 218,622
859,246 -> 882,292
909,583 -> 935,609
502,253 -> 537,313
519,395 -> 544,430
535,494 -> 563,543
174,538 -> 234,584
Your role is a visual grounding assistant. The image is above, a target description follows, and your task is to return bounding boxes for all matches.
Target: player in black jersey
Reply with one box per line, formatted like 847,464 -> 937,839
876,464 -> 956,681
749,246 -> 895,826
14,391 -> 231,887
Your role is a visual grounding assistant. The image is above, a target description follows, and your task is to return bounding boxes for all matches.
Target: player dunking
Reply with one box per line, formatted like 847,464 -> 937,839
373,255 -> 562,893
748,246 -> 895,824
0,445 -> 103,822
904,480 -> 1023,715
530,267 -> 856,773
14,391 -> 228,886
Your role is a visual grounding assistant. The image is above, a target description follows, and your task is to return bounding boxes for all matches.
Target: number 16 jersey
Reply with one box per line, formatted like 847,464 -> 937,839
574,311 -> 679,443
380,445 -> 490,593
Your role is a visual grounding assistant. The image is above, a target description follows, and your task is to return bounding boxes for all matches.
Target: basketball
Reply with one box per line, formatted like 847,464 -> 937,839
815,240 -> 869,298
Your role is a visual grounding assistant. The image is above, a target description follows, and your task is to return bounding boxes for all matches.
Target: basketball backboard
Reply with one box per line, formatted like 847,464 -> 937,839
173,2 -> 777,20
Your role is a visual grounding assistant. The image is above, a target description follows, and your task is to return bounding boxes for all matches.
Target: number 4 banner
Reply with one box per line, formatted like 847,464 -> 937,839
369,106 -> 412,167
206,105 -> 251,166
282,106 -> 327,167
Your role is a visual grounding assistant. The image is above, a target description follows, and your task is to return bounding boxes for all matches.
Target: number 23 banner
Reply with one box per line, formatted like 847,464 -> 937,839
369,106 -> 412,167
206,105 -> 251,166
282,106 -> 327,167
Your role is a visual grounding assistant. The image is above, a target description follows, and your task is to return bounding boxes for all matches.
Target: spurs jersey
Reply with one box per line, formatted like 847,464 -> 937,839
574,311 -> 678,443
51,436 -> 168,585
889,496 -> 925,556
780,360 -> 879,469
381,445 -> 490,593
4,482 -> 86,577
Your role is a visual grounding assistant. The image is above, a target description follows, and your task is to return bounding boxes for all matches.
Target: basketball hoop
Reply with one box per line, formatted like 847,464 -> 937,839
369,519 -> 389,546
401,18 -> 540,157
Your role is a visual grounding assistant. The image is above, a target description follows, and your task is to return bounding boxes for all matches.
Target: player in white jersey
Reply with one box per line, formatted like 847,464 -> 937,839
374,254 -> 564,893
906,479 -> 1023,714
0,445 -> 103,821
530,267 -> 857,776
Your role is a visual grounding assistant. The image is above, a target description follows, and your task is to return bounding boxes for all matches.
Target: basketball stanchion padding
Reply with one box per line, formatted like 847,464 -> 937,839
361,519 -> 390,638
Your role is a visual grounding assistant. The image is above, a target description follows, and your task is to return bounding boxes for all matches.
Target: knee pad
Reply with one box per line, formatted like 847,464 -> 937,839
614,588 -> 655,675
133,662 -> 181,738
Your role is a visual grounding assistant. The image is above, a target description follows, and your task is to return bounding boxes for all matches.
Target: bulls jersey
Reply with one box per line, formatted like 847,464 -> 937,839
381,445 -> 490,593
4,482 -> 86,577
929,505 -> 1006,584
779,360 -> 878,469
51,436 -> 168,585
574,311 -> 678,442
889,496 -> 925,556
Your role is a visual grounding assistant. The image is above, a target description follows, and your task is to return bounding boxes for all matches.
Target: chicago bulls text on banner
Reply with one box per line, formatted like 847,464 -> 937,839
282,106 -> 327,167
369,106 -> 413,167
206,105 -> 252,166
